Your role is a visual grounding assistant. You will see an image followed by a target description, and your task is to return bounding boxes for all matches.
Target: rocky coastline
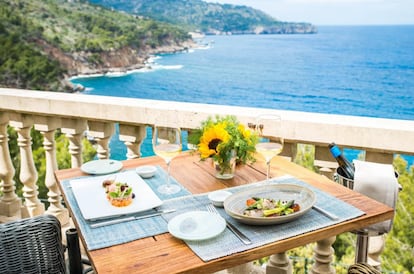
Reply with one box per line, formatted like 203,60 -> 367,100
48,39 -> 197,92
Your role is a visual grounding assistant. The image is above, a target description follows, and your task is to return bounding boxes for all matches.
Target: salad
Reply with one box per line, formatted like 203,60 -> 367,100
243,197 -> 300,217
102,179 -> 135,207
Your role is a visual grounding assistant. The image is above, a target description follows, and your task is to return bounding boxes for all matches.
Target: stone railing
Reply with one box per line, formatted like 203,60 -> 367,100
1,88 -> 413,273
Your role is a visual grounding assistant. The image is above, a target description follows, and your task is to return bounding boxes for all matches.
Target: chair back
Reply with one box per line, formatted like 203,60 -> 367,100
0,214 -> 66,274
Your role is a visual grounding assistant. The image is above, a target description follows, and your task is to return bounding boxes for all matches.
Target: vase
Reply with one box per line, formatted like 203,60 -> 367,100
213,150 -> 237,179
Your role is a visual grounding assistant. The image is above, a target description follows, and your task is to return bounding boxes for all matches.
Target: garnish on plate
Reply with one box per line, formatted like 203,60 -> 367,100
102,179 -> 135,207
243,197 -> 300,217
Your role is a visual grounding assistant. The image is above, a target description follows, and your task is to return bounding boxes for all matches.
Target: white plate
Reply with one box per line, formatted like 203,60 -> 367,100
168,211 -> 226,241
224,184 -> 316,225
81,159 -> 123,175
70,170 -> 162,221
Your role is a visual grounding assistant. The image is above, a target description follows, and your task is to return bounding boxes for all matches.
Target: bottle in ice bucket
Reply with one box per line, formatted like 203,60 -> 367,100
328,142 -> 355,179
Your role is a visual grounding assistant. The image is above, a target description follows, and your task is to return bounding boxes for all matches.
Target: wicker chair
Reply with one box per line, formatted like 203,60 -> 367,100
0,214 -> 66,273
348,263 -> 382,274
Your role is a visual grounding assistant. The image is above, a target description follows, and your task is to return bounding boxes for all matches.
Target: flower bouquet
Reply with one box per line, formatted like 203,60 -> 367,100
188,115 -> 258,179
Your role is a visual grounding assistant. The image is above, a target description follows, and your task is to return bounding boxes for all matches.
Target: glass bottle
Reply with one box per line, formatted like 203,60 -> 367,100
328,142 -> 355,179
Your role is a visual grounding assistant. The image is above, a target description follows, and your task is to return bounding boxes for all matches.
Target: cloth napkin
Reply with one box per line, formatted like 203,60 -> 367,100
353,160 -> 399,234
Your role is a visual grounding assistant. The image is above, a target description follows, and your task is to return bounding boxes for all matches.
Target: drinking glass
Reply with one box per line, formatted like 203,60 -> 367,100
254,114 -> 284,183
152,124 -> 182,194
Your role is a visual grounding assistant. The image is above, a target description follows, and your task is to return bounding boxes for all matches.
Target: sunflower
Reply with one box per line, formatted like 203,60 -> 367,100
198,123 -> 230,159
238,124 -> 252,141
189,115 -> 258,167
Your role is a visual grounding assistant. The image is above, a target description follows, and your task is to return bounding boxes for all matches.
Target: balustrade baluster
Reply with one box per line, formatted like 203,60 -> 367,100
310,236 -> 336,274
0,115 -> 21,220
367,234 -> 385,271
61,119 -> 87,168
36,122 -> 69,225
87,121 -> 114,159
279,141 -> 297,162
119,124 -> 147,159
224,262 -> 264,274
10,116 -> 44,218
266,252 -> 292,274
314,145 -> 337,178
365,151 -> 393,164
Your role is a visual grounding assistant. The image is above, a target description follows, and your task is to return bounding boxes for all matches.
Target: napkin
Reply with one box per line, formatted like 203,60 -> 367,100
353,160 -> 399,234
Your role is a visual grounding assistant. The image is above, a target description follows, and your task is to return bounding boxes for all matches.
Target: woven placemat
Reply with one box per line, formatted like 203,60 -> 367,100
161,176 -> 365,262
62,170 -> 363,257
61,167 -> 190,250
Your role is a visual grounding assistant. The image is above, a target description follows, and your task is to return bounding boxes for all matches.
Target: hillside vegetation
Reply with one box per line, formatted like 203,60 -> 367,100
89,0 -> 317,35
0,0 -> 193,91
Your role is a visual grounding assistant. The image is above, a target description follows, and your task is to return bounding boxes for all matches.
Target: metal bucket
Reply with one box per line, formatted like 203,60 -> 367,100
334,166 -> 399,191
334,167 -> 354,189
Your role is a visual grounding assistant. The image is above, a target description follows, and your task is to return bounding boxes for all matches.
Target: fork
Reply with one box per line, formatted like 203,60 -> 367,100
206,204 -> 252,245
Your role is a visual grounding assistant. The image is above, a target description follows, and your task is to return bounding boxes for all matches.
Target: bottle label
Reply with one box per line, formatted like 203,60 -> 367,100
330,146 -> 341,158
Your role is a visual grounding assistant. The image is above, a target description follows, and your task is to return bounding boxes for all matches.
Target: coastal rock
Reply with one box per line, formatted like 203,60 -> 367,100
34,36 -> 196,88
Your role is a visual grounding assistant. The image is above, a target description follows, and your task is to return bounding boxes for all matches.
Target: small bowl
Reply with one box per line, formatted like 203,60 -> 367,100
208,190 -> 232,207
135,165 -> 157,178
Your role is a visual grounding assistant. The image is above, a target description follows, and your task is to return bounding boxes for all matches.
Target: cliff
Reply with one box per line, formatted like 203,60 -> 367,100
89,0 -> 318,35
36,37 -> 195,78
0,0 -> 194,91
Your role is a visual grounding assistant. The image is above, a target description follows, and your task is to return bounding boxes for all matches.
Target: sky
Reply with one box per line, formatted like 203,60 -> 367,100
204,0 -> 414,26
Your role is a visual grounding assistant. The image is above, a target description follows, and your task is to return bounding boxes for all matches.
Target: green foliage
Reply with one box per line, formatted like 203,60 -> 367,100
382,155 -> 414,273
0,0 -> 191,90
0,23 -> 66,90
89,0 -> 317,34
31,129 -> 47,200
294,144 -> 317,172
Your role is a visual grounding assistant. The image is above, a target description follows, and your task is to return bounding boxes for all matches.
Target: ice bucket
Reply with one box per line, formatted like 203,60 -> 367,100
334,167 -> 354,189
334,166 -> 399,190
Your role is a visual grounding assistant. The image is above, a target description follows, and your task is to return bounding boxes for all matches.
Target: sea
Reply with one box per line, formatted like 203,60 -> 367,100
70,25 -> 414,166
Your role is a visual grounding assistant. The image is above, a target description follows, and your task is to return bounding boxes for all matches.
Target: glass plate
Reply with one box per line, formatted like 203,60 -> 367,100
81,159 -> 123,175
168,211 -> 226,241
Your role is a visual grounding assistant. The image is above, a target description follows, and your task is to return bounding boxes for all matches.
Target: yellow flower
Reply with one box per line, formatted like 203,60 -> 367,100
188,115 -> 258,165
198,123 -> 230,159
239,124 -> 251,139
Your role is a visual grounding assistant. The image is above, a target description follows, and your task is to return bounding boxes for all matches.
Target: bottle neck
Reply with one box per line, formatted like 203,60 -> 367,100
329,145 -> 342,158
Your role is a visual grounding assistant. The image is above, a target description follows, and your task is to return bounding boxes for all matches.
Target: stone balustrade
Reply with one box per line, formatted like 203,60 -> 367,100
1,88 -> 414,273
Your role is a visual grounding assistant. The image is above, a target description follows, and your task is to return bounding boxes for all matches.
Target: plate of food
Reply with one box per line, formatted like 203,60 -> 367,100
223,184 -> 315,225
70,170 -> 162,221
80,159 -> 123,175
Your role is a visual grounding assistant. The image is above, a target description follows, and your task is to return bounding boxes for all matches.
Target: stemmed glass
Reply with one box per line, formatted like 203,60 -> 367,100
254,114 -> 284,183
152,124 -> 182,194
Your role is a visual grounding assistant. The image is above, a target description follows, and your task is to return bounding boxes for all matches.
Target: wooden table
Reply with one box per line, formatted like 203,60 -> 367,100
55,153 -> 394,274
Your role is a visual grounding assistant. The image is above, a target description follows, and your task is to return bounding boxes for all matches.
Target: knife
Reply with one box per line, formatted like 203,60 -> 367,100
312,205 -> 339,220
90,209 -> 176,228
225,219 -> 252,245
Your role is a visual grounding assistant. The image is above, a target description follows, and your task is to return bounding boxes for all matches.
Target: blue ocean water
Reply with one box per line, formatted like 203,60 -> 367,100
71,26 -> 414,165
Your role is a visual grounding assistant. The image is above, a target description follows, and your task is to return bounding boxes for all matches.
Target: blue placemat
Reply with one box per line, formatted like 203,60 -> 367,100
61,166 -> 190,250
161,175 -> 365,262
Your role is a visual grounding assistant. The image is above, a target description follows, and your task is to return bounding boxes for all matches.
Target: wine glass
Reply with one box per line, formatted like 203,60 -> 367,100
254,114 -> 284,183
152,124 -> 182,194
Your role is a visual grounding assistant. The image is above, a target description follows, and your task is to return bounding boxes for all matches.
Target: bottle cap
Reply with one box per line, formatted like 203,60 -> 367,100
329,145 -> 341,158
